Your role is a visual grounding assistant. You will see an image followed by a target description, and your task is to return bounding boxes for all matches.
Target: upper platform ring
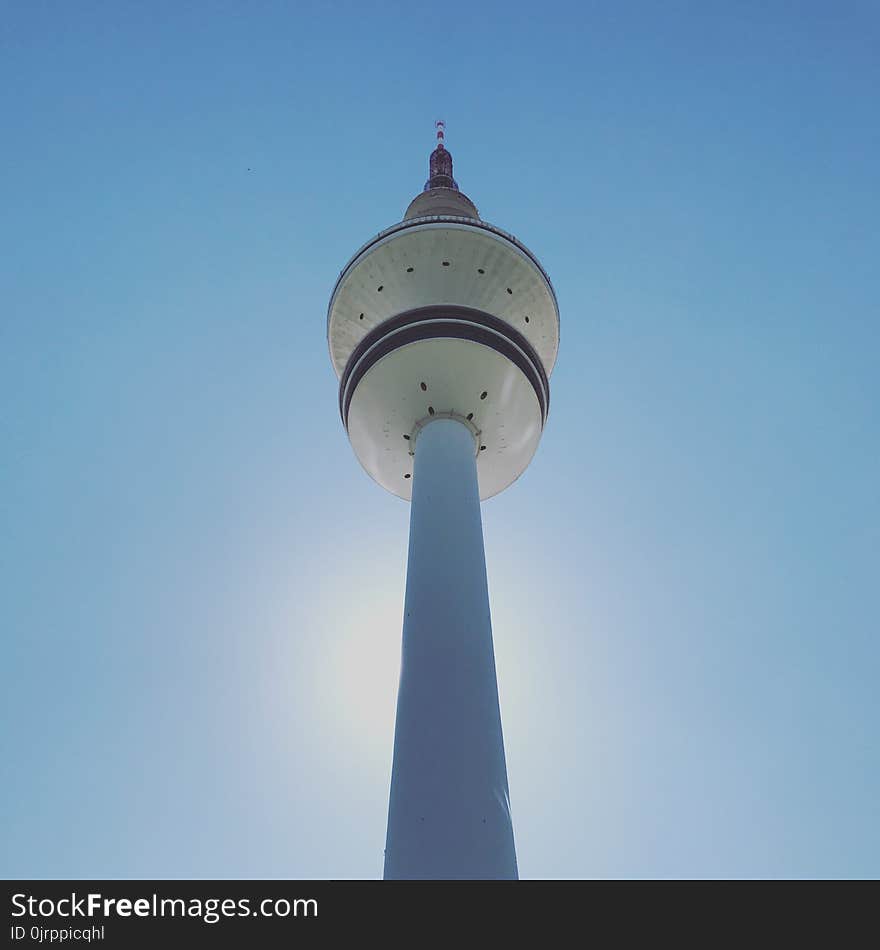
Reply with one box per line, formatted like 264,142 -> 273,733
327,215 -> 560,380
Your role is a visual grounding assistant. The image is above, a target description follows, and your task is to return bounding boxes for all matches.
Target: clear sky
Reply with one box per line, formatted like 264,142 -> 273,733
2,0 -> 878,879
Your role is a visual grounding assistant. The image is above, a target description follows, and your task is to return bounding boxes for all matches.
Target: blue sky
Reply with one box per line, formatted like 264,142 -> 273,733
2,0 -> 878,878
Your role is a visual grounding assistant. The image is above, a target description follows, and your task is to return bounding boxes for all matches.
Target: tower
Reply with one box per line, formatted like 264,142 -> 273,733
327,123 -> 559,879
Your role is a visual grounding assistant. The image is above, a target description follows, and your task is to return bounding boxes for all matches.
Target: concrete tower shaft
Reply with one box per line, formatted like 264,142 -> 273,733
384,418 -> 517,879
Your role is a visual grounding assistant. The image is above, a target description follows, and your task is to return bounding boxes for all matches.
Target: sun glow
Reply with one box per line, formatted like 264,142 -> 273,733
310,559 -> 406,775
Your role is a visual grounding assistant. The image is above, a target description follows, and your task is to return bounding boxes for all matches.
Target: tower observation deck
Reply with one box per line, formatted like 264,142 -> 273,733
327,123 -> 559,878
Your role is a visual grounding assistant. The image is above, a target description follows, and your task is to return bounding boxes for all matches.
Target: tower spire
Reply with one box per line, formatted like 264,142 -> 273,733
425,119 -> 458,192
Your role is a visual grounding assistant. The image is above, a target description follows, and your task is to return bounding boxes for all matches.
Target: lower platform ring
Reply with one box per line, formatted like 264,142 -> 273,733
339,305 -> 549,429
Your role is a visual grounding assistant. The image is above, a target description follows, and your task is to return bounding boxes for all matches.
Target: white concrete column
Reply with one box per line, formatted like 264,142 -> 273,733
383,418 -> 518,879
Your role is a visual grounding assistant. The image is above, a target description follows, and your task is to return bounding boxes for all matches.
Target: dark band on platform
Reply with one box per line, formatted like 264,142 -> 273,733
339,305 -> 549,428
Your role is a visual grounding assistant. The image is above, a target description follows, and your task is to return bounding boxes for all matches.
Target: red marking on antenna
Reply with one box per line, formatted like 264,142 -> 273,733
436,119 -> 445,149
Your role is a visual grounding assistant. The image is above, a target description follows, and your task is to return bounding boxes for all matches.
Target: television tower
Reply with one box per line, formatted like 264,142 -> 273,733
327,122 -> 559,879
